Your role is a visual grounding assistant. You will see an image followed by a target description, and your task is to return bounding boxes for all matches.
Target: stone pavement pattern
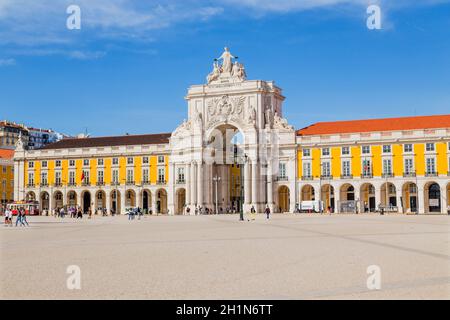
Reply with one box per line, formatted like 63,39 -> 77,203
1,214 -> 449,299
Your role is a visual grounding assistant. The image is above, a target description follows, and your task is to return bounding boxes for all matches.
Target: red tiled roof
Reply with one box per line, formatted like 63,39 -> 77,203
296,114 -> 450,136
0,148 -> 14,159
39,133 -> 171,150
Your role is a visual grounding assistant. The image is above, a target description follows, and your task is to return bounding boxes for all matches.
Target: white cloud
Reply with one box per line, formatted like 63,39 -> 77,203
222,0 -> 450,12
0,58 -> 15,66
68,50 -> 106,60
0,0 -> 448,58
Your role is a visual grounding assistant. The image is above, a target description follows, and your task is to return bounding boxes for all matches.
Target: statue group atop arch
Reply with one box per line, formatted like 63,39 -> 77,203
207,47 -> 247,84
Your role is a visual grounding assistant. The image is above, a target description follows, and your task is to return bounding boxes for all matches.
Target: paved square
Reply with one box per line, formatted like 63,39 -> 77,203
1,214 -> 449,299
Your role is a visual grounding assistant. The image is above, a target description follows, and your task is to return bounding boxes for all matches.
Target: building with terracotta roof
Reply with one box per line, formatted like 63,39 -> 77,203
12,48 -> 450,215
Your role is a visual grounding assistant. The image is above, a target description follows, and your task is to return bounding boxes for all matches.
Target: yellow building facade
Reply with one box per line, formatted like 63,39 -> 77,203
295,116 -> 450,214
0,148 -> 14,205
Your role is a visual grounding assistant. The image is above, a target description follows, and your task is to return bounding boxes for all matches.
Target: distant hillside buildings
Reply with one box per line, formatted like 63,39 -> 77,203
0,120 -> 66,150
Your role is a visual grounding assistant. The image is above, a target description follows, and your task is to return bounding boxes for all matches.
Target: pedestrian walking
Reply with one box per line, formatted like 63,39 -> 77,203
15,209 -> 24,227
249,205 -> 256,221
21,208 -> 29,226
128,209 -> 134,221
265,205 -> 271,220
4,207 -> 11,226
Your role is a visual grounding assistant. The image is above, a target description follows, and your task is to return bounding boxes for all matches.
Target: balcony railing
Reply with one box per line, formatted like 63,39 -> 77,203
96,181 -> 105,186
40,183 -> 49,187
68,182 -> 76,187
301,175 -> 313,181
403,172 -> 416,178
54,182 -> 62,187
27,183 -> 35,188
126,180 -> 135,186
361,173 -> 373,179
382,173 -> 394,178
81,181 -> 90,186
320,175 -> 332,180
176,179 -> 186,184
425,172 -> 438,177
141,179 -> 150,185
276,176 -> 288,181
157,180 -> 166,185
340,174 -> 353,179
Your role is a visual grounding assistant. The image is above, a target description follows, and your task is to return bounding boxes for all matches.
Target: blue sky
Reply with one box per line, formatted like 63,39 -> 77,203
0,0 -> 449,137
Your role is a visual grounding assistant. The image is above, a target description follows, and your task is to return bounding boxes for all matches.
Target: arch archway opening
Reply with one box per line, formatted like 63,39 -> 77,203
26,191 -> 36,202
277,186 -> 290,213
447,183 -> 450,214
380,182 -> 397,208
339,184 -> 356,213
142,190 -> 151,214
67,191 -> 77,207
95,190 -> 106,213
40,192 -> 50,213
126,190 -> 136,208
425,182 -> 441,213
53,191 -> 63,209
301,184 -> 315,201
176,188 -> 186,215
82,191 -> 91,214
156,189 -> 168,214
402,182 -> 418,214
321,184 -> 335,212
110,190 -> 121,215
360,183 -> 376,212
205,123 -> 247,214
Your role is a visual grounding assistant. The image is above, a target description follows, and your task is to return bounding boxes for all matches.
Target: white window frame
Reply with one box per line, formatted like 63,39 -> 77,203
158,168 -> 165,182
403,144 -> 413,153
342,160 -> 351,177
321,161 -> 331,177
69,171 -> 75,184
341,146 -> 350,156
303,148 -> 311,157
302,162 -> 311,178
362,146 -> 371,155
382,158 -> 392,175
404,158 -> 414,175
426,157 -> 436,174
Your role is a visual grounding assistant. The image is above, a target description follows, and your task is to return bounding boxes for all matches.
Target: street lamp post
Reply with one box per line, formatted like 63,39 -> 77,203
213,175 -> 221,214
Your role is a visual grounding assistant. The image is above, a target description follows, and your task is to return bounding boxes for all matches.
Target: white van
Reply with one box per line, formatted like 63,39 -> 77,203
300,200 -> 324,213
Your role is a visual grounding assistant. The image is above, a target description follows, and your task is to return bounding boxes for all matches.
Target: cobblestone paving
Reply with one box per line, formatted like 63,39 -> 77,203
1,213 -> 449,299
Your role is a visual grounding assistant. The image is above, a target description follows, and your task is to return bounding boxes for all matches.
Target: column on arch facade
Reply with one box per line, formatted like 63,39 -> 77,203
106,190 -> 111,215
440,183 -> 447,214
267,160 -> 274,211
334,183 -> 341,213
197,161 -> 203,206
120,186 -> 126,215
418,183 -> 425,214
185,162 -> 191,207
251,160 -> 258,210
395,183 -> 403,213
244,160 -> 251,206
190,162 -> 196,206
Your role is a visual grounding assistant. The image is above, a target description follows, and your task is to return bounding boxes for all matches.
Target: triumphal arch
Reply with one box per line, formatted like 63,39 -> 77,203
168,48 -> 297,214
